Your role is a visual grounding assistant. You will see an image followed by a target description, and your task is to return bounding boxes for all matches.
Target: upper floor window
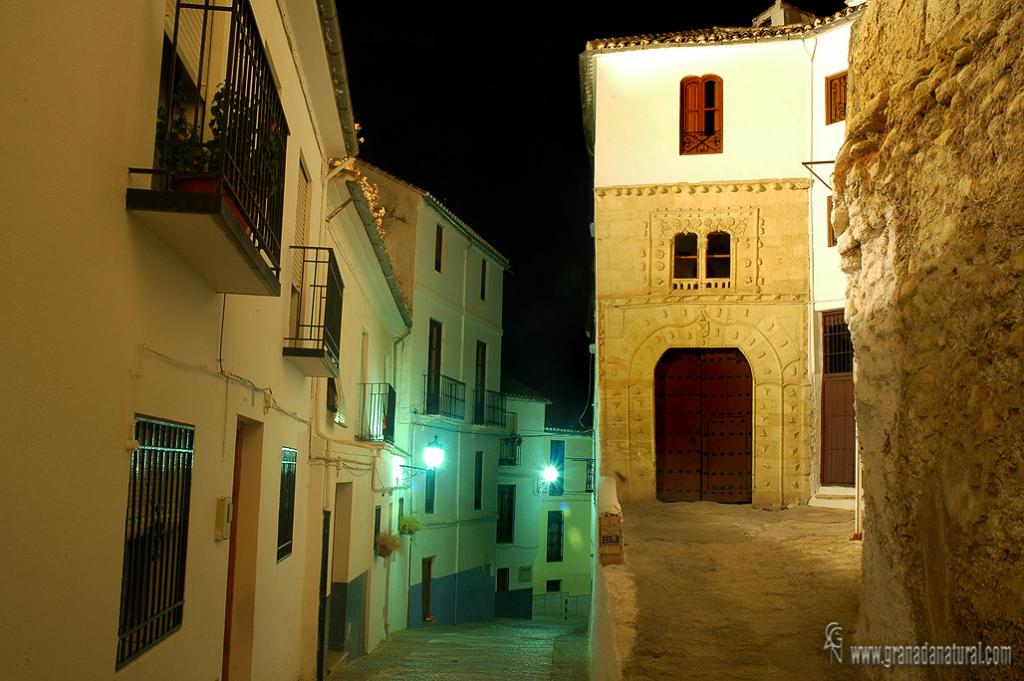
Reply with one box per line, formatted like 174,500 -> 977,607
434,224 -> 443,273
706,231 -> 731,279
480,258 -> 487,301
671,232 -> 732,290
673,233 -> 698,279
680,75 -> 723,155
826,71 -> 848,125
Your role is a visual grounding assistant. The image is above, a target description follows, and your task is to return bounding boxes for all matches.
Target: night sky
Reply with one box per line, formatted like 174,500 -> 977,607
337,1 -> 847,428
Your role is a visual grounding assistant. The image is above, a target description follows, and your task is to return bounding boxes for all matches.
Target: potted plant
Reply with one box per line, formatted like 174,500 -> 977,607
375,531 -> 403,559
398,515 -> 424,536
155,83 -> 284,235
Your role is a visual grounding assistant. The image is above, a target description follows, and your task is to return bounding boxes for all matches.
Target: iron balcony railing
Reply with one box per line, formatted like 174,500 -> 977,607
424,372 -> 465,420
283,247 -> 343,376
357,383 -> 396,445
499,412 -> 521,466
473,389 -> 507,427
147,0 -> 288,274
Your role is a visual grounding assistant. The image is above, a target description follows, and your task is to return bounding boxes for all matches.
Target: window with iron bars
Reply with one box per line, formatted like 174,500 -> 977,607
116,417 -> 194,668
277,448 -> 297,561
823,310 -> 854,374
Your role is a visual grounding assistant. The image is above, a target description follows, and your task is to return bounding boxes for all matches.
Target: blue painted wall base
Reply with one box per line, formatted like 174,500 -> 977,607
495,587 -> 533,619
409,565 -> 495,628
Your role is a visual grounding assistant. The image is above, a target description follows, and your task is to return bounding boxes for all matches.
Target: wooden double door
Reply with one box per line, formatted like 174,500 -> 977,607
655,349 -> 752,503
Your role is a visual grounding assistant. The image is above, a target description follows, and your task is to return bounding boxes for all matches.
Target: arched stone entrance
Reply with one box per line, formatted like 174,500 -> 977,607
655,348 -> 753,502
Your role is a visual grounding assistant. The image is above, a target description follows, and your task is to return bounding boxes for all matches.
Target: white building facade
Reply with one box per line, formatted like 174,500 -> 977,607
357,162 -> 512,628
1,1 -> 415,680
582,1 -> 862,508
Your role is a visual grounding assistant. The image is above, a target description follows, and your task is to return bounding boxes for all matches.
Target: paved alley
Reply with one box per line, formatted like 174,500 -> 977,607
334,617 -> 590,681
608,502 -> 862,681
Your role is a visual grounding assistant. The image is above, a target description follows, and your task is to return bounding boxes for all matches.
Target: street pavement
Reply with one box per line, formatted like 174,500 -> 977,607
333,616 -> 590,681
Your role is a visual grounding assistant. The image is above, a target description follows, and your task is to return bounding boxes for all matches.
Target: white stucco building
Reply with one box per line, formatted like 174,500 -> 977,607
0,2 -> 415,680
495,382 -> 595,619
356,162 -> 512,628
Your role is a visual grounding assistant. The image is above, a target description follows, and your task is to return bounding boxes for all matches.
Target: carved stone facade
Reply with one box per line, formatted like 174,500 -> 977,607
595,179 -> 812,508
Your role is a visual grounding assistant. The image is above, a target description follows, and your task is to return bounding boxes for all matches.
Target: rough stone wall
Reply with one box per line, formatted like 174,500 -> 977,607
595,180 -> 812,508
835,1 -> 1024,676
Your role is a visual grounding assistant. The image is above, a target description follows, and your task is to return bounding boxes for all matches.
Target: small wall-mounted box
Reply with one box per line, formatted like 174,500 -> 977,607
215,496 -> 233,541
598,512 -> 623,565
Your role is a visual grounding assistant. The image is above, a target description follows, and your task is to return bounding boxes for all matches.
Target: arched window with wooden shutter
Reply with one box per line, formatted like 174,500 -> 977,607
680,75 -> 723,155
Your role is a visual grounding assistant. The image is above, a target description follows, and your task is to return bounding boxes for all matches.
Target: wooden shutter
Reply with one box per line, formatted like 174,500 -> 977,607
164,0 -> 210,87
292,164 -> 311,291
681,79 -> 702,135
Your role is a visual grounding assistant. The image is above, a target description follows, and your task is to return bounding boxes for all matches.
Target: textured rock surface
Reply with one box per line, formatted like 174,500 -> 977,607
838,1 -> 1024,677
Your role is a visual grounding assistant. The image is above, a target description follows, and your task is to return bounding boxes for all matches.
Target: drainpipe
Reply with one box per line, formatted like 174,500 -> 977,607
802,34 -> 819,507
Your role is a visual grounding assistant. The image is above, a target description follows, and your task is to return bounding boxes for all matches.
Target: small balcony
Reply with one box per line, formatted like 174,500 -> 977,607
126,0 -> 287,296
473,389 -> 507,427
424,372 -> 465,420
356,383 -> 396,445
499,412 -> 521,466
283,247 -> 342,377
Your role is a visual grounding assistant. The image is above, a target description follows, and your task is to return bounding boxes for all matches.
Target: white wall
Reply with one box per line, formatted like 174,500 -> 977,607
594,39 -> 811,188
0,1 -> 406,678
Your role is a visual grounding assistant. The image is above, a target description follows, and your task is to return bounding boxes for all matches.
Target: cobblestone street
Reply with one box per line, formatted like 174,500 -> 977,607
334,617 -> 590,681
608,502 -> 862,681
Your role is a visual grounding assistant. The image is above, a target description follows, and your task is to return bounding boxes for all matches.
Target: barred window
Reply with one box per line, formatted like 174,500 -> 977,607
116,417 -> 194,668
496,484 -> 516,544
823,310 -> 854,373
277,448 -> 297,561
425,469 -> 436,514
546,511 -> 564,563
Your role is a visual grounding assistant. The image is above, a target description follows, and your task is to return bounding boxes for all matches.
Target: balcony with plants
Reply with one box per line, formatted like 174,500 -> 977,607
126,0 -> 288,296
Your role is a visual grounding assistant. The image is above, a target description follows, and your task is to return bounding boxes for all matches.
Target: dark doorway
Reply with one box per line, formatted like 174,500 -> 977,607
421,557 -> 434,621
316,511 -> 331,681
821,311 -> 856,485
655,348 -> 752,503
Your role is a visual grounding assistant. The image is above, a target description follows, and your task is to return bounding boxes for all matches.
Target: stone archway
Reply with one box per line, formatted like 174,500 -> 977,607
598,302 -> 808,508
655,348 -> 753,503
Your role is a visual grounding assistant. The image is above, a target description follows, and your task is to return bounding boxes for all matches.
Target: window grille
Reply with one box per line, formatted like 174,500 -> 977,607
680,75 -> 723,155
277,448 -> 297,561
496,484 -> 516,544
548,441 -> 565,497
546,511 -> 564,563
425,469 -> 436,514
826,72 -> 848,125
473,451 -> 484,510
823,310 -> 854,373
116,417 -> 194,668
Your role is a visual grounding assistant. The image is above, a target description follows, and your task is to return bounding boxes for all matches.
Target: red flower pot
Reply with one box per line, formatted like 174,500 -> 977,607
171,175 -> 252,237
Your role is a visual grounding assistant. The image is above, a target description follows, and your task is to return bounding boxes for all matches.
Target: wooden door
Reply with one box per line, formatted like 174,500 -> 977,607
655,349 -> 752,503
821,375 -> 855,484
699,351 -> 753,502
223,426 -> 243,681
821,311 -> 856,485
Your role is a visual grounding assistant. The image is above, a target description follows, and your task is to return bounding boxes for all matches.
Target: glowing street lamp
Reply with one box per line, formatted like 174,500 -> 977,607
423,435 -> 445,469
541,465 -> 560,484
